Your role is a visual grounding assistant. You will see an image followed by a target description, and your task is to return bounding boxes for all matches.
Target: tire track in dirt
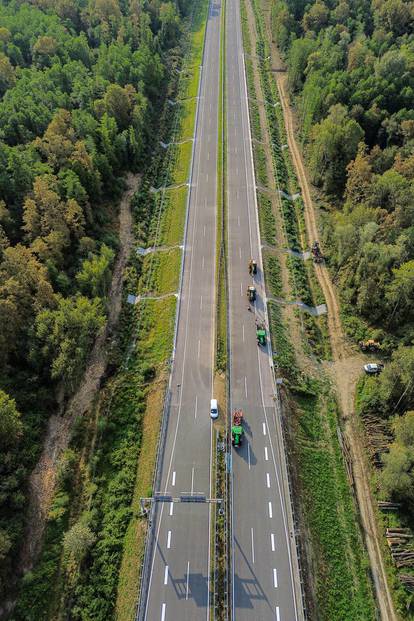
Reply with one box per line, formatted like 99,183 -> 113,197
267,29 -> 398,621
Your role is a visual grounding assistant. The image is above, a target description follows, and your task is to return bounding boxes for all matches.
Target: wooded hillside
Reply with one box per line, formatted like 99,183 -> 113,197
0,0 -> 185,604
271,0 -> 414,605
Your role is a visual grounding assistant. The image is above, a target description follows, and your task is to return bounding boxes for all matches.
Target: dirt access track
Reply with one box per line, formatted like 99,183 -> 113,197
264,16 -> 398,621
18,173 -> 138,577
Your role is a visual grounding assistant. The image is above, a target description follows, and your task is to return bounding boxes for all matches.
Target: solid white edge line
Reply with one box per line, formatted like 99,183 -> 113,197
186,561 -> 190,600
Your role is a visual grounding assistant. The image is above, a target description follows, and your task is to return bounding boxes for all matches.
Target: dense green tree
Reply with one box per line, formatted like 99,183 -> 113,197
63,521 -> 96,563
35,294 -> 105,392
0,390 -> 23,448
310,104 -> 364,192
386,260 -> 414,323
76,244 -> 115,298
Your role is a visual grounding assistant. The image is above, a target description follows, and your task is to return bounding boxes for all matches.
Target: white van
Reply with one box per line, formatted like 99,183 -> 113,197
210,398 -> 218,419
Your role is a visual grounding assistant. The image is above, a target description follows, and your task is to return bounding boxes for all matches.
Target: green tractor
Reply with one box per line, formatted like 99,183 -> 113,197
256,324 -> 266,346
232,410 -> 244,447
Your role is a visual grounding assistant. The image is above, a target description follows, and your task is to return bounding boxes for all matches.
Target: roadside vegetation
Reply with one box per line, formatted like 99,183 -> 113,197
241,0 -> 376,618
270,0 -> 414,614
1,0 -> 207,619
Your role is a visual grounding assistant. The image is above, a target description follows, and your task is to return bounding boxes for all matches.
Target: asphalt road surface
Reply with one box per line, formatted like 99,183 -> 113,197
225,0 -> 304,618
142,0 -> 221,619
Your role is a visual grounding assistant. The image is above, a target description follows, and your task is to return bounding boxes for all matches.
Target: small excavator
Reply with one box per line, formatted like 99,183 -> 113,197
359,339 -> 381,352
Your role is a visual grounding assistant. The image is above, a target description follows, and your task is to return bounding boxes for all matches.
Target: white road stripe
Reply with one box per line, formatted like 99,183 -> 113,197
200,295 -> 203,310
264,446 -> 269,460
247,442 -> 251,470
198,339 -> 201,358
191,467 -> 195,493
238,215 -> 240,226
251,527 -> 255,563
244,376 -> 248,398
239,247 -> 242,259
202,256 -> 205,268
268,502 -> 273,518
263,422 -> 266,435
185,561 -> 190,600
194,395 -> 198,419
242,324 -> 245,342
266,472 -> 271,488
271,533 -> 276,551
273,568 -> 278,588
161,603 -> 166,621
240,282 -> 243,296
167,530 -> 171,548
164,565 -> 169,585
276,605 -> 280,621
172,471 -> 176,487
169,502 -> 173,516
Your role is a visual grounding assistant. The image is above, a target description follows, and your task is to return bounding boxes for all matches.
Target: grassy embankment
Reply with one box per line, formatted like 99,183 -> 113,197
11,3 -> 209,621
240,1 -> 376,619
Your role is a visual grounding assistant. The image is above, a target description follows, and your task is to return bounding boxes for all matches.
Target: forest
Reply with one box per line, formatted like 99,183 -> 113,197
0,0 -> 187,609
271,0 -> 414,591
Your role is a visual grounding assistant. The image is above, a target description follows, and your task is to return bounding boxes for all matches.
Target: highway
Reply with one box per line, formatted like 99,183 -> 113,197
141,0 -> 221,618
225,0 -> 304,618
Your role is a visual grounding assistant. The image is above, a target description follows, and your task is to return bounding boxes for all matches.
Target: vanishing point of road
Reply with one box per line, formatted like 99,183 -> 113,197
139,0 -> 304,617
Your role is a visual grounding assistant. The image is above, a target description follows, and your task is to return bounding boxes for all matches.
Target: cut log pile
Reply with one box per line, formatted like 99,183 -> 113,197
362,413 -> 414,590
378,501 -> 401,511
400,574 -> 414,592
360,412 -> 393,468
385,528 -> 414,577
